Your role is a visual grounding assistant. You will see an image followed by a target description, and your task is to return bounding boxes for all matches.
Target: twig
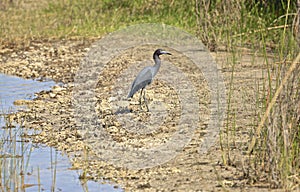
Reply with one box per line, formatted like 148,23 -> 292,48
232,25 -> 291,38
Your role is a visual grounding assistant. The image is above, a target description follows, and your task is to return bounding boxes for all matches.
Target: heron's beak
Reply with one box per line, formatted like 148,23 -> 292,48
161,51 -> 172,55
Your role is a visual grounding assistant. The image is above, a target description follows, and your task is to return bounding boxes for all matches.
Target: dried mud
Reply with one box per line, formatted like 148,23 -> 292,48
0,39 -> 277,191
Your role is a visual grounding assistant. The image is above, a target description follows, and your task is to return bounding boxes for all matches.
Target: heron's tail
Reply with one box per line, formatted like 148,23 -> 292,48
127,91 -> 134,98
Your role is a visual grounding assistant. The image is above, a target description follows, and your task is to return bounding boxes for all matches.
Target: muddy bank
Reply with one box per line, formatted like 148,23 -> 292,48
0,39 -> 272,191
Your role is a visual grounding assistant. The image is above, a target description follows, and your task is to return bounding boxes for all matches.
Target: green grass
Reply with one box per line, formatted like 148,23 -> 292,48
1,0 -> 299,190
0,0 -> 196,42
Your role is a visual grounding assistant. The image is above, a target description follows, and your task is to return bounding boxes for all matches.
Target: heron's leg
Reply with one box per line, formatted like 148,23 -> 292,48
143,89 -> 149,112
139,88 -> 144,110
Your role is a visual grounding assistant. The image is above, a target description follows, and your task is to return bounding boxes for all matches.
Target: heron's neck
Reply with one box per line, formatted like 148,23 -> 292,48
153,55 -> 161,76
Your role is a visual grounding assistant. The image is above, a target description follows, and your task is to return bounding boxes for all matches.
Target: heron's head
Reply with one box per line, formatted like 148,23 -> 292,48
154,49 -> 172,58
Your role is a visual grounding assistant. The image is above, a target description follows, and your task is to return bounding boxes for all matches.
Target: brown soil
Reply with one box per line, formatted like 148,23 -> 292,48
0,39 -> 282,191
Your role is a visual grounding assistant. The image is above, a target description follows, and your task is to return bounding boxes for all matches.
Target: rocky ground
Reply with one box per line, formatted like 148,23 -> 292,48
0,39 -> 280,191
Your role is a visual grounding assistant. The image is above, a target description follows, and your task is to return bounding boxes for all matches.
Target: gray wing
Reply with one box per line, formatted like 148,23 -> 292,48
128,66 -> 153,98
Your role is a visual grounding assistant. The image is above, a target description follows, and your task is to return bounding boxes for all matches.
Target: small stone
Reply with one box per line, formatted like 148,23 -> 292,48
108,97 -> 117,102
52,85 -> 66,93
49,93 -> 56,98
13,99 -> 31,106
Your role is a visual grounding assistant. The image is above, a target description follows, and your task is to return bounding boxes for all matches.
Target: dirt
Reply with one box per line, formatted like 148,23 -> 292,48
0,39 -> 282,191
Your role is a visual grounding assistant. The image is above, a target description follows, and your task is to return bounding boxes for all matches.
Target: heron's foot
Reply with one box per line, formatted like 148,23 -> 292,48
138,103 -> 149,112
129,97 -> 150,112
144,103 -> 149,112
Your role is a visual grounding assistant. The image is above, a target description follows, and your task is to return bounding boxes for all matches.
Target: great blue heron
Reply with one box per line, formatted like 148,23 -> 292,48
128,49 -> 172,111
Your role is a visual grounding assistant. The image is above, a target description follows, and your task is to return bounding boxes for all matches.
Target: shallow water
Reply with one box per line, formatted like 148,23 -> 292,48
0,73 -> 122,191
0,73 -> 56,113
